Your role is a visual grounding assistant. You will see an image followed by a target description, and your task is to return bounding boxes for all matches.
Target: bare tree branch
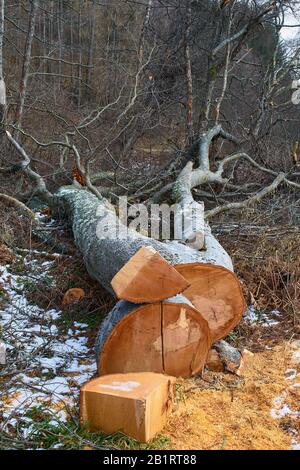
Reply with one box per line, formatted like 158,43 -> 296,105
205,172 -> 286,219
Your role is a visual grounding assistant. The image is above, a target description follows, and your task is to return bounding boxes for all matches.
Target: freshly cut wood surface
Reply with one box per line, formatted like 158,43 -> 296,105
80,372 -> 175,442
99,303 -> 163,376
162,302 -> 211,377
236,349 -> 254,377
62,287 -> 85,305
111,246 -> 190,303
174,263 -> 246,341
97,296 -> 211,378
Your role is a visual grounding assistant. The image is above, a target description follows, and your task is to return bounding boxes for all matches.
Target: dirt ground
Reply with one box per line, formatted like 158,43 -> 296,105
165,341 -> 300,450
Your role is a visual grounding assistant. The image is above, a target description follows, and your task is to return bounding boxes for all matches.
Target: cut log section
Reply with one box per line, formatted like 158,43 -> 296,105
111,246 -> 190,303
95,295 -> 211,378
98,302 -> 164,375
80,373 -> 175,442
174,263 -> 246,342
162,301 -> 211,377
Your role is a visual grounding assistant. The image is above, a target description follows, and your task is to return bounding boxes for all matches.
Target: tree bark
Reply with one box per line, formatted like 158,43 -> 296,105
14,0 -> 38,128
57,186 -> 233,297
184,0 -> 194,146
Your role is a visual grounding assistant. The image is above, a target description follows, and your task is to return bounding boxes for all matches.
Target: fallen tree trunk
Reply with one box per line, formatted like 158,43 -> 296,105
57,187 -> 245,377
57,186 -> 234,295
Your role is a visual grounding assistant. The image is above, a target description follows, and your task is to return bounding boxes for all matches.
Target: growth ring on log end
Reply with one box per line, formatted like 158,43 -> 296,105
174,263 -> 246,342
95,297 -> 211,378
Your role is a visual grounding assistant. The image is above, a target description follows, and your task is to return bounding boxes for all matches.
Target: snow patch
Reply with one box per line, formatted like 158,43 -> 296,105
244,305 -> 281,327
0,253 -> 96,439
270,341 -> 300,450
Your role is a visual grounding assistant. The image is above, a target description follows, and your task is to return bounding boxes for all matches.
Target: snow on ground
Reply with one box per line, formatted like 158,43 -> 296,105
243,305 -> 281,327
244,307 -> 300,449
0,253 -> 96,440
270,340 -> 300,450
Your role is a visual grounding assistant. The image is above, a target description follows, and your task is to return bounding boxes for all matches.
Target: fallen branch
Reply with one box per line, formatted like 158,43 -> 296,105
0,192 -> 37,220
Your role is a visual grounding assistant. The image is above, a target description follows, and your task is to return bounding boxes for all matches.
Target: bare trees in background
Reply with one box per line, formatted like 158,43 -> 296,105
14,0 -> 38,129
0,0 -> 298,225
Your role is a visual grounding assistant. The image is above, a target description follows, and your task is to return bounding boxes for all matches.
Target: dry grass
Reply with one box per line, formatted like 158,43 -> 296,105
0,205 -> 34,249
220,227 -> 300,322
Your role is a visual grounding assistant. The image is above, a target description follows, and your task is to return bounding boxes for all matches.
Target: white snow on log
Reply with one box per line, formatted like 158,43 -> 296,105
98,380 -> 141,392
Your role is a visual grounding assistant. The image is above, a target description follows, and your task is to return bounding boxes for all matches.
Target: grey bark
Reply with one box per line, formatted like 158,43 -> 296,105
57,186 -> 233,296
184,0 -> 193,145
87,0 -> 96,86
0,341 -> 6,365
214,339 -> 242,372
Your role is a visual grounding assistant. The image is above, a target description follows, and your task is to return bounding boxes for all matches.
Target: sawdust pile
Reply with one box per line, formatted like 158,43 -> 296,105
165,343 -> 299,450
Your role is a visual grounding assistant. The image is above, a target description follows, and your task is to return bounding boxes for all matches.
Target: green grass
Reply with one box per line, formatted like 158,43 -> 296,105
21,406 -> 170,450
56,307 -> 104,334
174,383 -> 186,404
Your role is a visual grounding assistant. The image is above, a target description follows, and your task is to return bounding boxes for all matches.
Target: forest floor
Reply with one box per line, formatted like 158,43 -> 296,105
0,207 -> 299,450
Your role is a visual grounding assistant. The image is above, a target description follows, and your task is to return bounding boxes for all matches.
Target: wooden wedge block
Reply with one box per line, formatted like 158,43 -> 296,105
111,246 -> 190,303
236,349 -> 254,376
80,372 -> 175,442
